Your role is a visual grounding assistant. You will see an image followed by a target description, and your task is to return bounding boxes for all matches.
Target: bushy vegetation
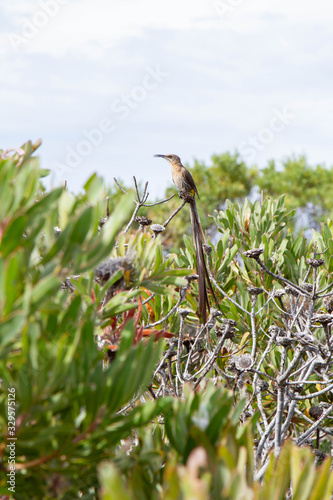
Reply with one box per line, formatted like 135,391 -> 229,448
1,142 -> 333,499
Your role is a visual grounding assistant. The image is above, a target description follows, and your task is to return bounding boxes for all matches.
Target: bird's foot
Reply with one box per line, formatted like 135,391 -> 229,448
179,190 -> 195,203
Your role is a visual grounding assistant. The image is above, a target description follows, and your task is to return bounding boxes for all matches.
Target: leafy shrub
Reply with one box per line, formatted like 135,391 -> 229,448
1,142 -> 333,499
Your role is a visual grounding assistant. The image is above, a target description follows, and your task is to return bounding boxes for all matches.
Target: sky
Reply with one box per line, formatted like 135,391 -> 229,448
1,0 -> 333,199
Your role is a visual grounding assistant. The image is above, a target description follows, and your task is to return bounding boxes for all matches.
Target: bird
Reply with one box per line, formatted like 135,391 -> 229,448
154,154 -> 213,323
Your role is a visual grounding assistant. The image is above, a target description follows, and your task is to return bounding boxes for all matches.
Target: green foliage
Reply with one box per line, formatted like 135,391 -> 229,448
172,195 -> 333,471
189,152 -> 257,226
254,441 -> 333,500
257,155 -> 333,227
99,384 -> 253,500
0,142 -> 185,499
2,142 -> 333,500
99,385 -> 333,500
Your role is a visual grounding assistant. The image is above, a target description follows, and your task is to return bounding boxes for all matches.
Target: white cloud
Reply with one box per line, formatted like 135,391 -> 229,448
2,0 -> 333,196
2,0 -> 333,58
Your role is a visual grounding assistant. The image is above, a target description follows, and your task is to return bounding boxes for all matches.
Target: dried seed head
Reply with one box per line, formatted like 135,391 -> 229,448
312,313 -> 333,325
206,319 -> 215,330
313,449 -> 327,461
309,405 -> 324,420
268,325 -> 285,336
185,274 -> 199,283
166,338 -> 177,349
215,326 -> 224,337
243,248 -> 264,259
95,256 -> 134,287
293,331 -> 316,344
234,353 -> 253,372
257,380 -> 269,392
324,296 -> 333,314
209,308 -> 224,319
284,285 -> 299,297
274,289 -> 285,298
276,336 -> 294,347
318,402 -> 332,409
150,224 -> 165,237
247,286 -> 264,296
237,378 -> 245,390
226,357 -> 236,373
239,410 -> 252,423
202,243 -> 212,256
226,328 -> 236,340
216,324 -> 236,339
222,318 -> 238,327
179,286 -> 188,301
306,258 -> 325,268
177,308 -> 192,318
135,216 -> 152,227
301,282 -> 313,293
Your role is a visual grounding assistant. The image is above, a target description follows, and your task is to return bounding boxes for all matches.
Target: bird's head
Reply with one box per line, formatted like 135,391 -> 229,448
154,154 -> 182,164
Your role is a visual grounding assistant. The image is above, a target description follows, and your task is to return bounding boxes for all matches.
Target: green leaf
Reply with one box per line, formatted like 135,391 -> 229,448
0,216 -> 26,257
0,313 -> 25,349
29,276 -> 60,314
84,174 -> 105,204
26,187 -> 63,218
98,462 -> 132,500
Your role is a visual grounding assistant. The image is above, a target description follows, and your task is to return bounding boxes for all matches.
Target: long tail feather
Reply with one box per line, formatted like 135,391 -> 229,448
190,200 -> 210,323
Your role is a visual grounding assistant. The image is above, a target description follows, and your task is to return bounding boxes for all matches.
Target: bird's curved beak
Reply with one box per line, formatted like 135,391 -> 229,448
154,154 -> 167,159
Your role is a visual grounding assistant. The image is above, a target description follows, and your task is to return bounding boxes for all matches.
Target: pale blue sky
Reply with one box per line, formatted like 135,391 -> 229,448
1,0 -> 333,198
